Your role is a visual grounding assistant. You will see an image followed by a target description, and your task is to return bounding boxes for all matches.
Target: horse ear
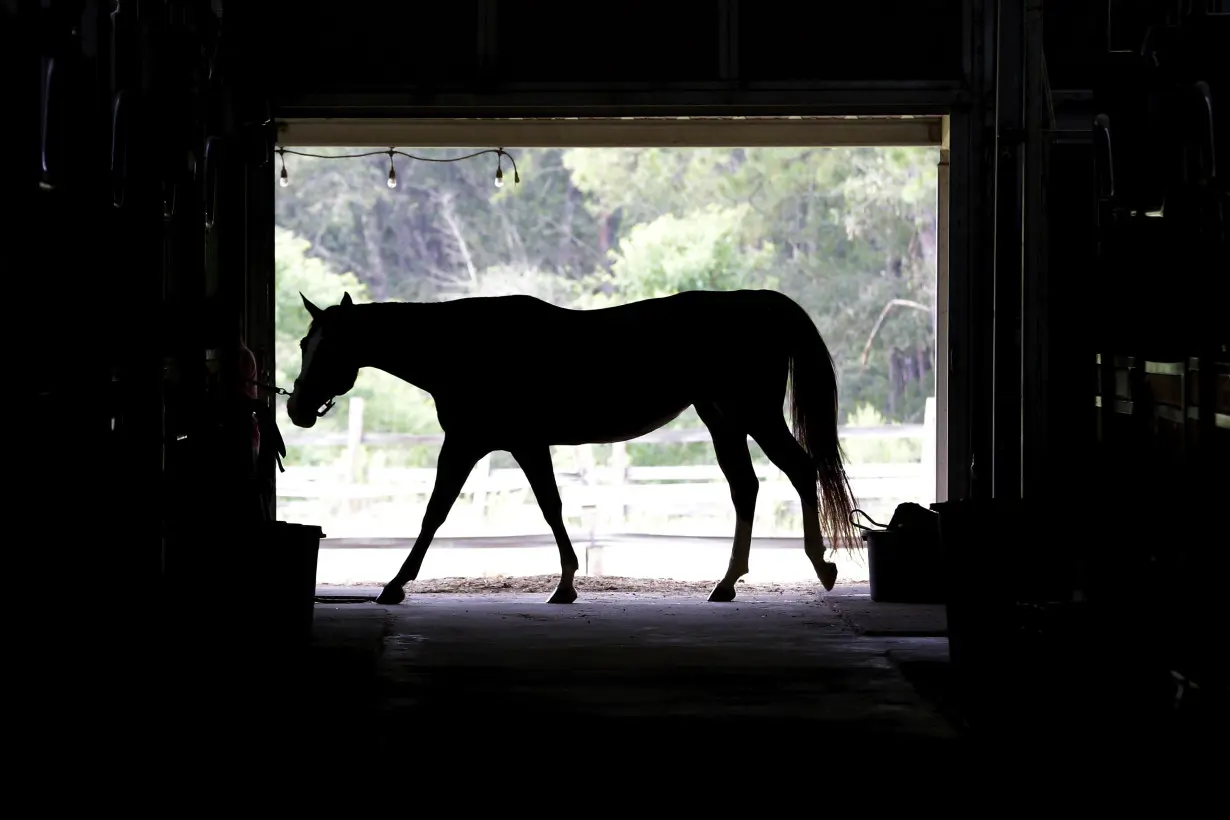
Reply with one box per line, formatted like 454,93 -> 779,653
341,292 -> 354,308
301,292 -> 323,320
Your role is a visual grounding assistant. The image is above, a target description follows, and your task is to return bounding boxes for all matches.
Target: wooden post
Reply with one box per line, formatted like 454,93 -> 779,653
346,397 -> 365,481
345,397 -> 365,514
578,443 -> 598,546
471,452 -> 493,523
587,541 -> 604,578
607,441 -> 629,531
923,396 -> 937,504
935,138 -> 951,505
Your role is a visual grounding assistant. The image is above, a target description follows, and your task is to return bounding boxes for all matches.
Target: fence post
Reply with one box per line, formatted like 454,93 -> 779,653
605,441 -> 629,530
582,444 -> 602,576
345,397 -> 365,514
923,395 -> 937,504
577,443 -> 598,546
471,452 -> 493,521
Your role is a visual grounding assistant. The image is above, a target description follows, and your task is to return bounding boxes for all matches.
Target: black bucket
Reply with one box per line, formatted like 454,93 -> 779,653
852,509 -> 944,604
252,521 -> 325,642
193,520 -> 325,647
164,519 -> 325,681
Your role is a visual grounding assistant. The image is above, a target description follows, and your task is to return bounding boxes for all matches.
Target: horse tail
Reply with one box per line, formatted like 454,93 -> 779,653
777,294 -> 858,554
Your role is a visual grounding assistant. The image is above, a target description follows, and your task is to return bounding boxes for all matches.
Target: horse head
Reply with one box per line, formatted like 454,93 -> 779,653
286,291 -> 359,428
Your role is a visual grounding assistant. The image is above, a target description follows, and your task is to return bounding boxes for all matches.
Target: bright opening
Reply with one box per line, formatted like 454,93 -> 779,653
275,145 -> 940,587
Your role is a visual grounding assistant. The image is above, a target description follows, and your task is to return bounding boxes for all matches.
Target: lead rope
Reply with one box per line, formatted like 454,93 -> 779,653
246,379 -> 290,473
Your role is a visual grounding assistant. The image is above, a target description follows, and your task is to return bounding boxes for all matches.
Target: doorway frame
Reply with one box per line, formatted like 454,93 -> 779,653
266,113 -> 965,511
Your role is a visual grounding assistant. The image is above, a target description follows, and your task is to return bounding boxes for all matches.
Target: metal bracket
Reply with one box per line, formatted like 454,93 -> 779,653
38,56 -> 56,191
1094,114 -> 1115,199
111,90 -> 132,209
203,136 -> 220,230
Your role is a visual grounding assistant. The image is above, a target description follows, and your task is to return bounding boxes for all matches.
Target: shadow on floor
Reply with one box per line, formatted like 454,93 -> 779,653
291,588 -> 964,748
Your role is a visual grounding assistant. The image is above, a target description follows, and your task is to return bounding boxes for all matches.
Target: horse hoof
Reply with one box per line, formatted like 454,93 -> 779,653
707,584 -> 737,603
818,561 -> 838,592
547,587 -> 578,604
375,584 -> 406,605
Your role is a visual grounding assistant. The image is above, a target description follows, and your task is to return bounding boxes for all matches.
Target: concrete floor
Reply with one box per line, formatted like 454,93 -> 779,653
159,580 -> 1214,780
299,585 -> 961,750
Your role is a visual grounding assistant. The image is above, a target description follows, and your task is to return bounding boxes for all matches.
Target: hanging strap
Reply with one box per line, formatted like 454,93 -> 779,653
253,403 -> 287,473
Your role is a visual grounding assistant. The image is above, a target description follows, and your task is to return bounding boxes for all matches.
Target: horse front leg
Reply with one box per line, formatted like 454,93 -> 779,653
376,436 -> 488,605
511,446 -> 580,604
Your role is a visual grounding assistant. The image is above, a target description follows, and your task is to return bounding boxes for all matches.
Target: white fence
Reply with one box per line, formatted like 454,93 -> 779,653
276,397 -> 937,542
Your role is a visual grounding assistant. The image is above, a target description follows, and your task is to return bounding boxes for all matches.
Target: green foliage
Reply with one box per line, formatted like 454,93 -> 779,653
558,146 -> 939,424
627,406 -> 716,467
608,204 -> 777,299
562,148 -> 741,226
274,145 -> 940,468
274,148 -> 605,303
840,403 -> 923,465
274,227 -> 367,390
461,263 -> 589,306
274,227 -> 442,467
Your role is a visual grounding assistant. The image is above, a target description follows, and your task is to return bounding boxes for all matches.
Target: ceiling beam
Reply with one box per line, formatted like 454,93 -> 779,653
277,115 -> 946,148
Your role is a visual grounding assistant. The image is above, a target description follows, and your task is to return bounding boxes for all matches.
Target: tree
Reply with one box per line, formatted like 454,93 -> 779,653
607,204 -> 777,299
563,145 -> 940,424
275,145 -> 941,440
275,148 -> 606,304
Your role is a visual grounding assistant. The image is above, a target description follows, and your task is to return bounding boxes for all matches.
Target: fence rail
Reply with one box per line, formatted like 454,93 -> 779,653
276,397 -> 937,535
282,423 -> 928,449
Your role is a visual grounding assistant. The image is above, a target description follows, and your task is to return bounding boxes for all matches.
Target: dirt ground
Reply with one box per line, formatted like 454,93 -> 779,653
329,574 -> 828,597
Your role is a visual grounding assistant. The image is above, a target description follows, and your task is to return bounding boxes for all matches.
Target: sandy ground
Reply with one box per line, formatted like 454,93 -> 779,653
312,542 -> 873,586
323,574 -> 830,598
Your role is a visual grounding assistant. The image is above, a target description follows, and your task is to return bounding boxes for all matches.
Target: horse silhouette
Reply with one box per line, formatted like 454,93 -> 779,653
287,290 -> 857,605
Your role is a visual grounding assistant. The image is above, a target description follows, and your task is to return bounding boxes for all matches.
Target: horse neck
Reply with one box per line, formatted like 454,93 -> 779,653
349,302 -> 441,391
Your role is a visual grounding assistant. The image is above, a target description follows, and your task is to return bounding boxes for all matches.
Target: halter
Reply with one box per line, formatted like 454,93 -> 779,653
248,378 -> 336,418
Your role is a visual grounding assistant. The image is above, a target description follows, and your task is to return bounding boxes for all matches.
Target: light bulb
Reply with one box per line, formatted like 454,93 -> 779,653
387,166 -> 397,188
494,166 -> 504,188
279,166 -> 288,187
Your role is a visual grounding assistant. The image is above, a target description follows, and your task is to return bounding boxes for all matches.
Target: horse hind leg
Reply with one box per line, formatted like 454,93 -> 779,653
511,446 -> 580,604
695,402 -> 759,603
747,414 -> 838,592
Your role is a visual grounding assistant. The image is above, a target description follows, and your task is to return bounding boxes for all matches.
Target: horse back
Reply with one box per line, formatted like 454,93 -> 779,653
438,290 -> 787,391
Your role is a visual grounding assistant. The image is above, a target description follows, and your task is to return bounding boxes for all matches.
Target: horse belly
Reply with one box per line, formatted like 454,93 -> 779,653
503,382 -> 691,446
550,402 -> 690,445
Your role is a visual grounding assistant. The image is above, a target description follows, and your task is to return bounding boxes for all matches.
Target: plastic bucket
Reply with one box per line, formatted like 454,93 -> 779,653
856,509 -> 944,604
254,521 -> 324,642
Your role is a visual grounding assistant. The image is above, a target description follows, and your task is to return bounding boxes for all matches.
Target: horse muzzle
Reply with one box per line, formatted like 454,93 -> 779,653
285,392 -> 318,429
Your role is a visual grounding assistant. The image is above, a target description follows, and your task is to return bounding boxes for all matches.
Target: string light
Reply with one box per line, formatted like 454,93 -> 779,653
274,146 -> 521,191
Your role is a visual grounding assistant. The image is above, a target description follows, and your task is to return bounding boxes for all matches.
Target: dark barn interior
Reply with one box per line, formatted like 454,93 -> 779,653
8,0 -> 1228,772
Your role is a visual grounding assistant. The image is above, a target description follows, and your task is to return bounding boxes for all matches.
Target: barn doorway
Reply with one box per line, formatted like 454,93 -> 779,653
271,116 -> 950,597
